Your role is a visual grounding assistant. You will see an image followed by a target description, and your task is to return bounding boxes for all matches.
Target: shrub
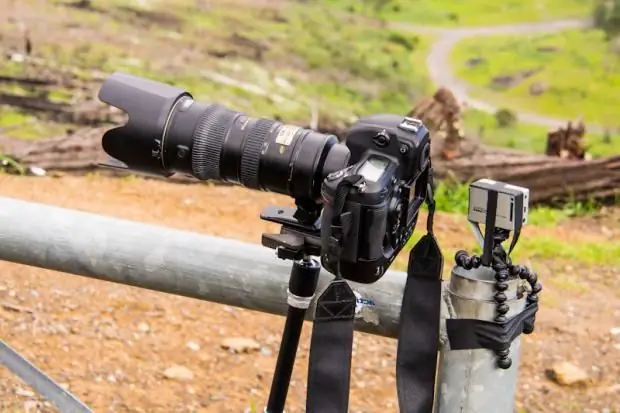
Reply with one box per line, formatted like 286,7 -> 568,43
494,108 -> 517,128
593,0 -> 620,40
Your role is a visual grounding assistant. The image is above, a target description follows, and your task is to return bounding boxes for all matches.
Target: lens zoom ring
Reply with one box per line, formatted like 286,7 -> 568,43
240,119 -> 273,189
192,104 -> 232,181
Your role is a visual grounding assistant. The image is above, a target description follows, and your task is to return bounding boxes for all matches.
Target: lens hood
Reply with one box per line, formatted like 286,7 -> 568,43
98,72 -> 191,176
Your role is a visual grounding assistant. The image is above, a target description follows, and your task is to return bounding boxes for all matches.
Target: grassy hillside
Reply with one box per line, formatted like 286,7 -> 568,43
0,0 -> 432,139
0,0 -> 614,158
461,109 -> 615,157
452,28 -> 620,136
321,0 -> 592,27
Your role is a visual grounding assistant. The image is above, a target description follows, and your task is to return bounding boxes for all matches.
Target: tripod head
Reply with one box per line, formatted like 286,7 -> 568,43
260,206 -> 323,261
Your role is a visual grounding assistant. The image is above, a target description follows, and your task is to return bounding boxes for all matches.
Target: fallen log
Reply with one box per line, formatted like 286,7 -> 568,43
0,93 -> 69,114
1,127 -> 619,204
432,143 -> 620,204
0,93 -> 121,126
0,75 -> 57,87
403,86 -> 619,204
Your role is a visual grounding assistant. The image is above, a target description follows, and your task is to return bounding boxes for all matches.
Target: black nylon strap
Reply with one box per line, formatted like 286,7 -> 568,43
306,279 -> 356,413
481,190 -> 498,266
307,165 -> 445,413
396,166 -> 444,413
446,301 -> 539,351
321,174 -> 364,275
396,232 -> 443,413
306,174 -> 362,413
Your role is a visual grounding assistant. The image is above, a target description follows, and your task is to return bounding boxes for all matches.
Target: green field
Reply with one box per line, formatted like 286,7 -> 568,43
462,109 -> 551,153
408,179 -> 614,267
461,109 -> 617,157
0,1 -> 432,140
2,1 -> 616,158
451,29 -> 620,137
321,0 -> 592,26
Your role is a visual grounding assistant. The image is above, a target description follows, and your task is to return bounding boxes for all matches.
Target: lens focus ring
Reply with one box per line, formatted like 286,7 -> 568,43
240,119 -> 275,189
192,104 -> 233,180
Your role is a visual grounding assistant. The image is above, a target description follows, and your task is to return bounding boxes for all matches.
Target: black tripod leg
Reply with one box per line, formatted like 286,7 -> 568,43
265,258 -> 320,413
266,306 -> 307,412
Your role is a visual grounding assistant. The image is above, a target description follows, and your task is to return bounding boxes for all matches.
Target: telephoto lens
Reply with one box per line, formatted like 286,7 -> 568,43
98,72 -> 350,205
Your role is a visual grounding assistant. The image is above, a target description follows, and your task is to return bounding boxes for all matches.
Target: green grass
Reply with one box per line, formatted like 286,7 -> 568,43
432,180 -> 601,226
0,107 -> 72,140
517,235 -> 620,265
173,2 -> 434,119
321,0 -> 592,27
451,29 -> 620,137
0,107 -> 32,129
50,1 -> 430,121
1,1 -> 433,139
422,180 -> 615,266
462,109 -> 551,153
459,228 -> 620,266
461,109 -> 617,156
402,213 -> 617,270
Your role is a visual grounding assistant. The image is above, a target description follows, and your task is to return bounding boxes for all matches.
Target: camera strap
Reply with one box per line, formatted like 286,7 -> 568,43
306,175 -> 363,413
396,169 -> 444,413
305,277 -> 356,413
306,170 -> 444,413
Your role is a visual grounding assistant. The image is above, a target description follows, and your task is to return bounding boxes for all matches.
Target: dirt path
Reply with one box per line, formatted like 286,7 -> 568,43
394,18 -> 595,129
0,175 -> 619,413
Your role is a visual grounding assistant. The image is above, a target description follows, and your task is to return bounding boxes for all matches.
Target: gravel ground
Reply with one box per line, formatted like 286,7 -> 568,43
0,175 -> 618,413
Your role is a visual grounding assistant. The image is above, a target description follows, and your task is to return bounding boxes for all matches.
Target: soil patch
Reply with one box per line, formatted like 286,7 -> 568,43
0,175 -> 618,412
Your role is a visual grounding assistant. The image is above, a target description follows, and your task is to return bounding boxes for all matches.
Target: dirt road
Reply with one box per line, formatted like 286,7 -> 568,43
395,18 -> 594,129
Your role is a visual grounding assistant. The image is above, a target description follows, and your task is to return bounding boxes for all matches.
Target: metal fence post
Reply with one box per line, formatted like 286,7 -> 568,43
437,264 -> 526,413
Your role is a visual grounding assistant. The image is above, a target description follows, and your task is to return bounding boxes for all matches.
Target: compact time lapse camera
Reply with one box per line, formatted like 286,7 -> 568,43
98,72 -> 431,283
468,178 -> 530,265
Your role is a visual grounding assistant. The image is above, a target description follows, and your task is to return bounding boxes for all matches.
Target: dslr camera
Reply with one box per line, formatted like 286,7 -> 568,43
98,72 -> 432,283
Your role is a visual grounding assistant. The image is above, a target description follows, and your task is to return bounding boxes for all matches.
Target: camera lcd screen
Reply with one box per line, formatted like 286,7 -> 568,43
358,156 -> 388,182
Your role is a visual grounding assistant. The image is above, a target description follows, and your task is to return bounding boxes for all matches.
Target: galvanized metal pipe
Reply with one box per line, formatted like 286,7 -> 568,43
437,265 -> 527,413
0,196 -> 405,337
0,196 -> 524,412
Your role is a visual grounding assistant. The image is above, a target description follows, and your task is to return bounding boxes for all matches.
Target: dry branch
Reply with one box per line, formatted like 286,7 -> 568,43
0,75 -> 57,87
0,93 -> 69,114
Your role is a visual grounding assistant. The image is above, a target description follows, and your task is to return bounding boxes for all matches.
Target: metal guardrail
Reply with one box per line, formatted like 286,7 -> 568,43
1,340 -> 92,412
0,196 -> 522,412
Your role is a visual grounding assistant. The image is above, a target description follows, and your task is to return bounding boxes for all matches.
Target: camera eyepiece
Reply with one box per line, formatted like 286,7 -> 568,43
98,72 -> 350,204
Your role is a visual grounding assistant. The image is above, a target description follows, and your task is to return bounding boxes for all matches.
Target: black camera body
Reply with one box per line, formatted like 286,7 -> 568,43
319,115 -> 431,283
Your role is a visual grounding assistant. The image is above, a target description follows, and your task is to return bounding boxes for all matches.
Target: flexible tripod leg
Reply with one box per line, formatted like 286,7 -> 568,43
265,258 -> 320,413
